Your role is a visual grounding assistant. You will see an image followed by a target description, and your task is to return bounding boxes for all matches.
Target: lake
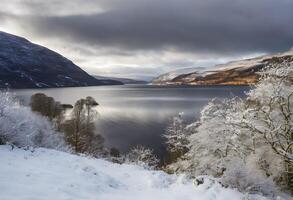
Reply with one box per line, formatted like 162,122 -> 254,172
13,84 -> 249,158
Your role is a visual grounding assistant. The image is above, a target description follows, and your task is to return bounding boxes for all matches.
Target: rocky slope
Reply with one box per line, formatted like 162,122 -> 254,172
152,49 -> 293,86
0,31 -> 122,89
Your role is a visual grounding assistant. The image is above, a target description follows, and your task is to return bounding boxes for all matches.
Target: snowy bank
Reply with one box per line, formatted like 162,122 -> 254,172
0,145 -> 271,200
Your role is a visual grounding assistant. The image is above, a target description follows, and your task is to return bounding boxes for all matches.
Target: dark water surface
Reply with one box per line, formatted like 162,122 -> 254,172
13,84 -> 249,157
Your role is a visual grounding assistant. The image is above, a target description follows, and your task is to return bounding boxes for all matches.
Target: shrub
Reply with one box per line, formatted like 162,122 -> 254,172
125,145 -> 159,168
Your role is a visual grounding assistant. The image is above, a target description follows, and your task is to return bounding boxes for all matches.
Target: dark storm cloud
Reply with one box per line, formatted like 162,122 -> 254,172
1,0 -> 293,79
19,0 -> 293,55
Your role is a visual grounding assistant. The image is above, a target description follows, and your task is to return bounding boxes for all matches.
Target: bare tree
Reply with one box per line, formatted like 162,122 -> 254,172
62,96 -> 104,156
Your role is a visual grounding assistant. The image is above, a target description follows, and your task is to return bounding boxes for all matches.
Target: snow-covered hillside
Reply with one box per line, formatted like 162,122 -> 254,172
0,145 -> 270,200
152,49 -> 293,85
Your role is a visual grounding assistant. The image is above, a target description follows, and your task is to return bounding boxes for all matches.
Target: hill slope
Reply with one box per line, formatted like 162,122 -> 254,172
0,31 -> 122,88
0,145 -> 271,200
152,49 -> 293,86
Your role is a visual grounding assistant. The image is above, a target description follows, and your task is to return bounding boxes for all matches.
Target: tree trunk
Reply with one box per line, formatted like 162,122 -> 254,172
286,162 -> 293,194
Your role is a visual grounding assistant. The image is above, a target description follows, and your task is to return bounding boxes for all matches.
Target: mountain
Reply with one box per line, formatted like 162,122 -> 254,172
152,49 -> 293,86
0,31 -> 122,89
152,67 -> 208,84
94,75 -> 148,84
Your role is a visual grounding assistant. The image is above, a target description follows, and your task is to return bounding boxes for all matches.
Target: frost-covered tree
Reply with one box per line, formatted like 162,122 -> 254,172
169,60 -> 293,195
228,61 -> 293,191
170,98 -> 240,176
244,63 -> 293,163
168,100 -> 283,195
125,145 -> 159,168
0,92 -> 67,150
163,113 -> 190,163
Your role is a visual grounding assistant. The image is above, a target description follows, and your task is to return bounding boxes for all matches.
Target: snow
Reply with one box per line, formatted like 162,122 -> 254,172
0,145 -> 269,200
212,48 -> 293,72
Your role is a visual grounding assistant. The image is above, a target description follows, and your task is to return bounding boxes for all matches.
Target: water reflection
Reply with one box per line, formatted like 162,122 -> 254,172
13,85 -> 249,157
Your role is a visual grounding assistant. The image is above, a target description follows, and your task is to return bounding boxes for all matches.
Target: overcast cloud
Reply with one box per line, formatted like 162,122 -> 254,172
0,0 -> 293,80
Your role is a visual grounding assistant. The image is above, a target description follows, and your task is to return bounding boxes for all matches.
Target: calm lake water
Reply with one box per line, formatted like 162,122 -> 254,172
13,84 -> 249,158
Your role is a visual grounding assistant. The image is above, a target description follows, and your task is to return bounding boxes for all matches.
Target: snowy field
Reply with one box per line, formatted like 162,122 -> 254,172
0,145 -> 271,200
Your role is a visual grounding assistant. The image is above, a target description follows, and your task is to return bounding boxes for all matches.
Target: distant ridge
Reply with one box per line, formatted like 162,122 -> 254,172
152,49 -> 293,86
0,31 -> 122,89
93,75 -> 148,84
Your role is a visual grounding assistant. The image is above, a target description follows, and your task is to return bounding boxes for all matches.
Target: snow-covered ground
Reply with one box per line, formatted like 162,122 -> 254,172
0,145 -> 271,200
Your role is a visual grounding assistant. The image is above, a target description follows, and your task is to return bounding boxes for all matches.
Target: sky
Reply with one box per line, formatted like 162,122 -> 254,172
0,0 -> 293,80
